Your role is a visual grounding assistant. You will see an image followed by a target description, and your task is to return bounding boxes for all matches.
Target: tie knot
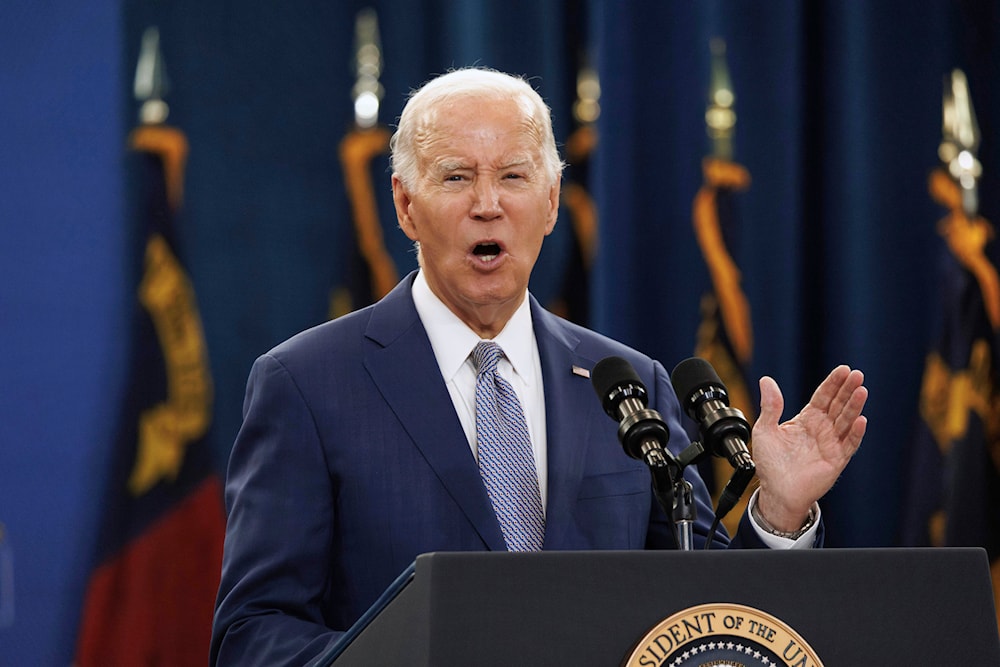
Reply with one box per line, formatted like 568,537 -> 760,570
472,341 -> 503,375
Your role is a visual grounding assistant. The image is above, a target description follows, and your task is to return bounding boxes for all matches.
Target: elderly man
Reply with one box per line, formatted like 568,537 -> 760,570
210,67 -> 868,666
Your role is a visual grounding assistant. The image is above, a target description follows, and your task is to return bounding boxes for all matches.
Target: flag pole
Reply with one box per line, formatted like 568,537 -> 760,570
332,8 -> 397,318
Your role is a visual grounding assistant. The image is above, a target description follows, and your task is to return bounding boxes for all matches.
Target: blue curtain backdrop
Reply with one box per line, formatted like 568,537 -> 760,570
3,1 -> 998,663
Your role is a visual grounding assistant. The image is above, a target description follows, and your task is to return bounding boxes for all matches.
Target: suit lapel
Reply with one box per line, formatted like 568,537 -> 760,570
530,299 -> 603,548
362,274 -> 506,551
362,278 -> 605,552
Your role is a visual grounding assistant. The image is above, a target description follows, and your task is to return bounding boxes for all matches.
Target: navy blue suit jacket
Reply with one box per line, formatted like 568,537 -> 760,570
210,272 -> 784,666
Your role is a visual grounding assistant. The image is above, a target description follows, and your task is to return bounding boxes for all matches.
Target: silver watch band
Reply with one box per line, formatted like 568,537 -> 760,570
751,502 -> 818,540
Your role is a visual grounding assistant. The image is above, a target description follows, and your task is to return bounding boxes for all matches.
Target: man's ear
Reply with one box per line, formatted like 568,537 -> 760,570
544,175 -> 561,235
392,175 -> 418,241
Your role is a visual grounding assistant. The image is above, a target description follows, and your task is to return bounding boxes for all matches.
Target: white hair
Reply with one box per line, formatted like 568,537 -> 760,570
390,67 -> 564,190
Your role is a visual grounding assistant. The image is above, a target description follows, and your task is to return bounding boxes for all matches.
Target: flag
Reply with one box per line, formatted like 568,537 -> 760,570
331,124 -> 396,318
691,156 -> 756,535
548,63 -> 600,326
901,68 -> 1000,633
329,8 -> 398,319
74,117 -> 225,665
901,167 -> 1000,632
690,40 -> 757,535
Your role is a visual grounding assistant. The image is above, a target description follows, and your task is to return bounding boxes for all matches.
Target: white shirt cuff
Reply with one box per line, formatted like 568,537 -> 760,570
746,488 -> 821,550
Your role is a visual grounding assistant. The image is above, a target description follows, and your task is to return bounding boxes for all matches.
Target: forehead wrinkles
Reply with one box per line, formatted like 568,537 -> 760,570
429,152 -> 537,176
414,96 -> 544,175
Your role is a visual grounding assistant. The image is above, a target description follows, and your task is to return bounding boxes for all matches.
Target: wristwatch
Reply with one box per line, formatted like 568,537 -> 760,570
751,502 -> 818,540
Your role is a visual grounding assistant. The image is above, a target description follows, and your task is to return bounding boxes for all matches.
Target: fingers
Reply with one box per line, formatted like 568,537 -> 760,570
837,389 -> 869,456
833,383 -> 869,439
848,414 -> 868,451
756,375 -> 784,429
821,368 -> 868,461
826,369 -> 867,447
809,366 -> 866,418
828,368 -> 865,417
807,365 -> 851,412
759,366 -> 868,449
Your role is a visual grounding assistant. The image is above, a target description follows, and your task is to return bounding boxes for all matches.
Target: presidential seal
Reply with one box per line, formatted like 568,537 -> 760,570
623,603 -> 823,667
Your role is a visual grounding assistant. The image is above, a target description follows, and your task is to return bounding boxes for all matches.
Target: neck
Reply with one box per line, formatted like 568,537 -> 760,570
455,296 -> 524,339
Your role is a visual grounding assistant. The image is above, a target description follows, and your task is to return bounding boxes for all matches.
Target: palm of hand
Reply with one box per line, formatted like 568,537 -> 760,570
751,367 -> 868,528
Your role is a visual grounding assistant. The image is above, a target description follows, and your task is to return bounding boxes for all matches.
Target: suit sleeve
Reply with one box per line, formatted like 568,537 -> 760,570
210,353 -> 340,666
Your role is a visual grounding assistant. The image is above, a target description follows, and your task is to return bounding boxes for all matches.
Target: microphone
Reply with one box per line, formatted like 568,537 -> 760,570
591,356 -> 673,470
670,357 -> 756,526
670,357 -> 753,471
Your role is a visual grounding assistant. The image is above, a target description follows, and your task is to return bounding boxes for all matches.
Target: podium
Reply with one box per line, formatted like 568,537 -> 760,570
320,548 -> 1000,665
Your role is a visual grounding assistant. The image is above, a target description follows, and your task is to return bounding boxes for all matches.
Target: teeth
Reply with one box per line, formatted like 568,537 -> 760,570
473,243 -> 501,262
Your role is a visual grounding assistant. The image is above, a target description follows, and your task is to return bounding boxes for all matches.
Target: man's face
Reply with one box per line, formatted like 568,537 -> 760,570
393,95 -> 560,337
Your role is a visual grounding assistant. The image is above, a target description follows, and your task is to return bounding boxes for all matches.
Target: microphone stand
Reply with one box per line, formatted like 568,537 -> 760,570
671,441 -> 706,551
644,441 -> 706,551
643,453 -> 680,549
650,438 -> 753,551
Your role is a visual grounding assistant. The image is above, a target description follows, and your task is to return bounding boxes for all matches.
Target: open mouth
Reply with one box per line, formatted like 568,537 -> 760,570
472,242 -> 502,262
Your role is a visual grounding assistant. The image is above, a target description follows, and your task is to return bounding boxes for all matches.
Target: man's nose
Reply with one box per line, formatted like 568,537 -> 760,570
470,179 -> 501,220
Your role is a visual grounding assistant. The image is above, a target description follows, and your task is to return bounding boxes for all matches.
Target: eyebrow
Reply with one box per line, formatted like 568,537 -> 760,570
502,158 -> 534,171
432,157 -> 535,174
434,159 -> 469,173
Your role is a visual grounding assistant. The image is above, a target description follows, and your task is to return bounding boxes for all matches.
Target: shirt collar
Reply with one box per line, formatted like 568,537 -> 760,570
412,270 -> 535,384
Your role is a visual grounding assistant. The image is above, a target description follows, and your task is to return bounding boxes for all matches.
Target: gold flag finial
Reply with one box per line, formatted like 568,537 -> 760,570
572,62 -> 601,125
133,27 -> 170,125
939,68 -> 981,217
705,38 -> 736,160
351,8 -> 384,128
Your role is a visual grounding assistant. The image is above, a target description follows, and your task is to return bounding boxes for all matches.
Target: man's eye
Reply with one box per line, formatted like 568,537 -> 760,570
503,172 -> 523,180
444,174 -> 465,182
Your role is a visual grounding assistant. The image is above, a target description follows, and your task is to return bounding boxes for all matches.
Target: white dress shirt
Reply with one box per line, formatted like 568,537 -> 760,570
411,271 -> 548,511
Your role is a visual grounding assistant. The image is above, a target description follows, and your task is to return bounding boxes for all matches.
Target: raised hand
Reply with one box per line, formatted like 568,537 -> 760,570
750,365 -> 869,532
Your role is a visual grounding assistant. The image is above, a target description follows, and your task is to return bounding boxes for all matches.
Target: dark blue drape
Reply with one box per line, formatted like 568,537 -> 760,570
592,3 -> 983,547
4,2 -> 1000,662
123,1 -> 999,550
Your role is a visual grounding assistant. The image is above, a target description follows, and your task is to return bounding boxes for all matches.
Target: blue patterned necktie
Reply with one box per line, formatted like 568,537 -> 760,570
472,341 -> 545,551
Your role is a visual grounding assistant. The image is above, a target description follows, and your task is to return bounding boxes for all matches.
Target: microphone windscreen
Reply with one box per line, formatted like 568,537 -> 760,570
591,356 -> 643,401
670,357 -> 724,404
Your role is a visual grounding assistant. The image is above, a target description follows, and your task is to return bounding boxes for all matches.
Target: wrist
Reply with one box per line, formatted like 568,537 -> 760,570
751,500 -> 817,540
